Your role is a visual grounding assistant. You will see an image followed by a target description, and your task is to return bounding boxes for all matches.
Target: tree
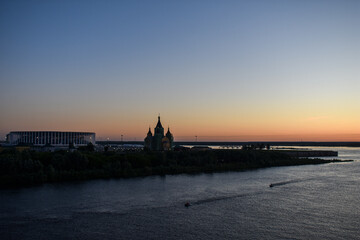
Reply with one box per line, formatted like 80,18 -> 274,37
86,142 -> 94,152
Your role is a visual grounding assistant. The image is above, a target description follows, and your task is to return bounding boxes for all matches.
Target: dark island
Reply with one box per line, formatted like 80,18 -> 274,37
0,148 -> 348,188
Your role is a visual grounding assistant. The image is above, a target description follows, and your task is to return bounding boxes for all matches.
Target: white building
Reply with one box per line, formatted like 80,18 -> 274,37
6,131 -> 95,146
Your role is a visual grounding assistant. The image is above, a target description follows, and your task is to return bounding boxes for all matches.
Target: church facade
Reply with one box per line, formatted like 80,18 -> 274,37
144,116 -> 174,151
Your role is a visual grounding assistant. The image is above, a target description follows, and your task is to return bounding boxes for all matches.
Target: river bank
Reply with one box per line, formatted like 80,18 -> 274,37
2,148 -> 359,240
0,149 -> 347,188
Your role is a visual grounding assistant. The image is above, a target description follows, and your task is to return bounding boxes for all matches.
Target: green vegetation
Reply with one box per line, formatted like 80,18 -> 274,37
0,148 -> 343,188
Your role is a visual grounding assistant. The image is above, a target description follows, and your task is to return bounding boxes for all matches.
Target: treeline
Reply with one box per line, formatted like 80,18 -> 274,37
0,148 -> 339,188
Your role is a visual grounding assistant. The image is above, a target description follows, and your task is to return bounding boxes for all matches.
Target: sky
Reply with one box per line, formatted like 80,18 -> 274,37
0,0 -> 359,141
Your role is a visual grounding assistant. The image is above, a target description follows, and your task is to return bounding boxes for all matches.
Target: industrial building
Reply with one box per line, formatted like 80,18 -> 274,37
6,131 -> 95,147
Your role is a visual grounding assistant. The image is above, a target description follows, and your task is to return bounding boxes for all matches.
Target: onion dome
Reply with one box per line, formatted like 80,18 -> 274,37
166,127 -> 173,141
147,127 -> 152,136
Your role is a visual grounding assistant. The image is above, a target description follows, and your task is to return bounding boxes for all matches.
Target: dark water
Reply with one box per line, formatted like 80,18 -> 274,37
1,147 -> 360,239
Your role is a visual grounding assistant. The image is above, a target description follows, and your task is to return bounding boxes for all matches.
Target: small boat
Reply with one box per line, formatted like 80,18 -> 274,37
184,202 -> 191,207
269,184 -> 274,188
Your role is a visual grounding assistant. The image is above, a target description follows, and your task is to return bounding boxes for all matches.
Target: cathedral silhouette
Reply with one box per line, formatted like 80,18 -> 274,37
144,116 -> 174,151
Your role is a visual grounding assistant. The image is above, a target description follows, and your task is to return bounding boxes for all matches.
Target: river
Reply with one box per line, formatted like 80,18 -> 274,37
1,147 -> 360,239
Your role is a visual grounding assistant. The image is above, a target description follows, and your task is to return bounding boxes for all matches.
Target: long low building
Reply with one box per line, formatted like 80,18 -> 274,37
6,131 -> 95,146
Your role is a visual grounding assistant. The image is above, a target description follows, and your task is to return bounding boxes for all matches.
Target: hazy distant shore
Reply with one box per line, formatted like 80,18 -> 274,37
0,149 -> 348,189
96,141 -> 360,147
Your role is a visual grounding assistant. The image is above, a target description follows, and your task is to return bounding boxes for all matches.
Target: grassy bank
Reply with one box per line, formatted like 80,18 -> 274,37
0,149 -> 344,188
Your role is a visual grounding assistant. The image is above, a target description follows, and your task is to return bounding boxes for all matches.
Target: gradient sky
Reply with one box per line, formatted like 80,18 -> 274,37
1,0 -> 359,141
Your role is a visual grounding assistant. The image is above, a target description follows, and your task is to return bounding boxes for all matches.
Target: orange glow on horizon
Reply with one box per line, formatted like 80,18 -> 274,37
2,110 -> 359,142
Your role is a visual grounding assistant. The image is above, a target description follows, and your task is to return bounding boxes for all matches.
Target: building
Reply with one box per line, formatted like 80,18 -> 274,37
6,131 -> 95,147
144,116 -> 174,151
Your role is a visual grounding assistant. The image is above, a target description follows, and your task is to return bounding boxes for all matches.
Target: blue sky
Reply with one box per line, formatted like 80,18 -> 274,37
1,0 -> 359,141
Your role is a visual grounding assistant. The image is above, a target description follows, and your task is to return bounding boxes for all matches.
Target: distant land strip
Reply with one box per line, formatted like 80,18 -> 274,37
96,141 -> 360,147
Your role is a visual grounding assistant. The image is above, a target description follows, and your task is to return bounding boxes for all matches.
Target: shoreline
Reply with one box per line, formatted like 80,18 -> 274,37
95,141 -> 360,148
0,149 -> 352,189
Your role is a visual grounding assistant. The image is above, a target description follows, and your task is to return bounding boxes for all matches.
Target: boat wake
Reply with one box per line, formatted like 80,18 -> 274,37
269,177 -> 322,188
191,191 -> 263,206
186,177 -> 327,207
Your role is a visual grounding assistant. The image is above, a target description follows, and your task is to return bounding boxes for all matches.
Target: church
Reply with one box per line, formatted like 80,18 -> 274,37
144,116 -> 174,151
